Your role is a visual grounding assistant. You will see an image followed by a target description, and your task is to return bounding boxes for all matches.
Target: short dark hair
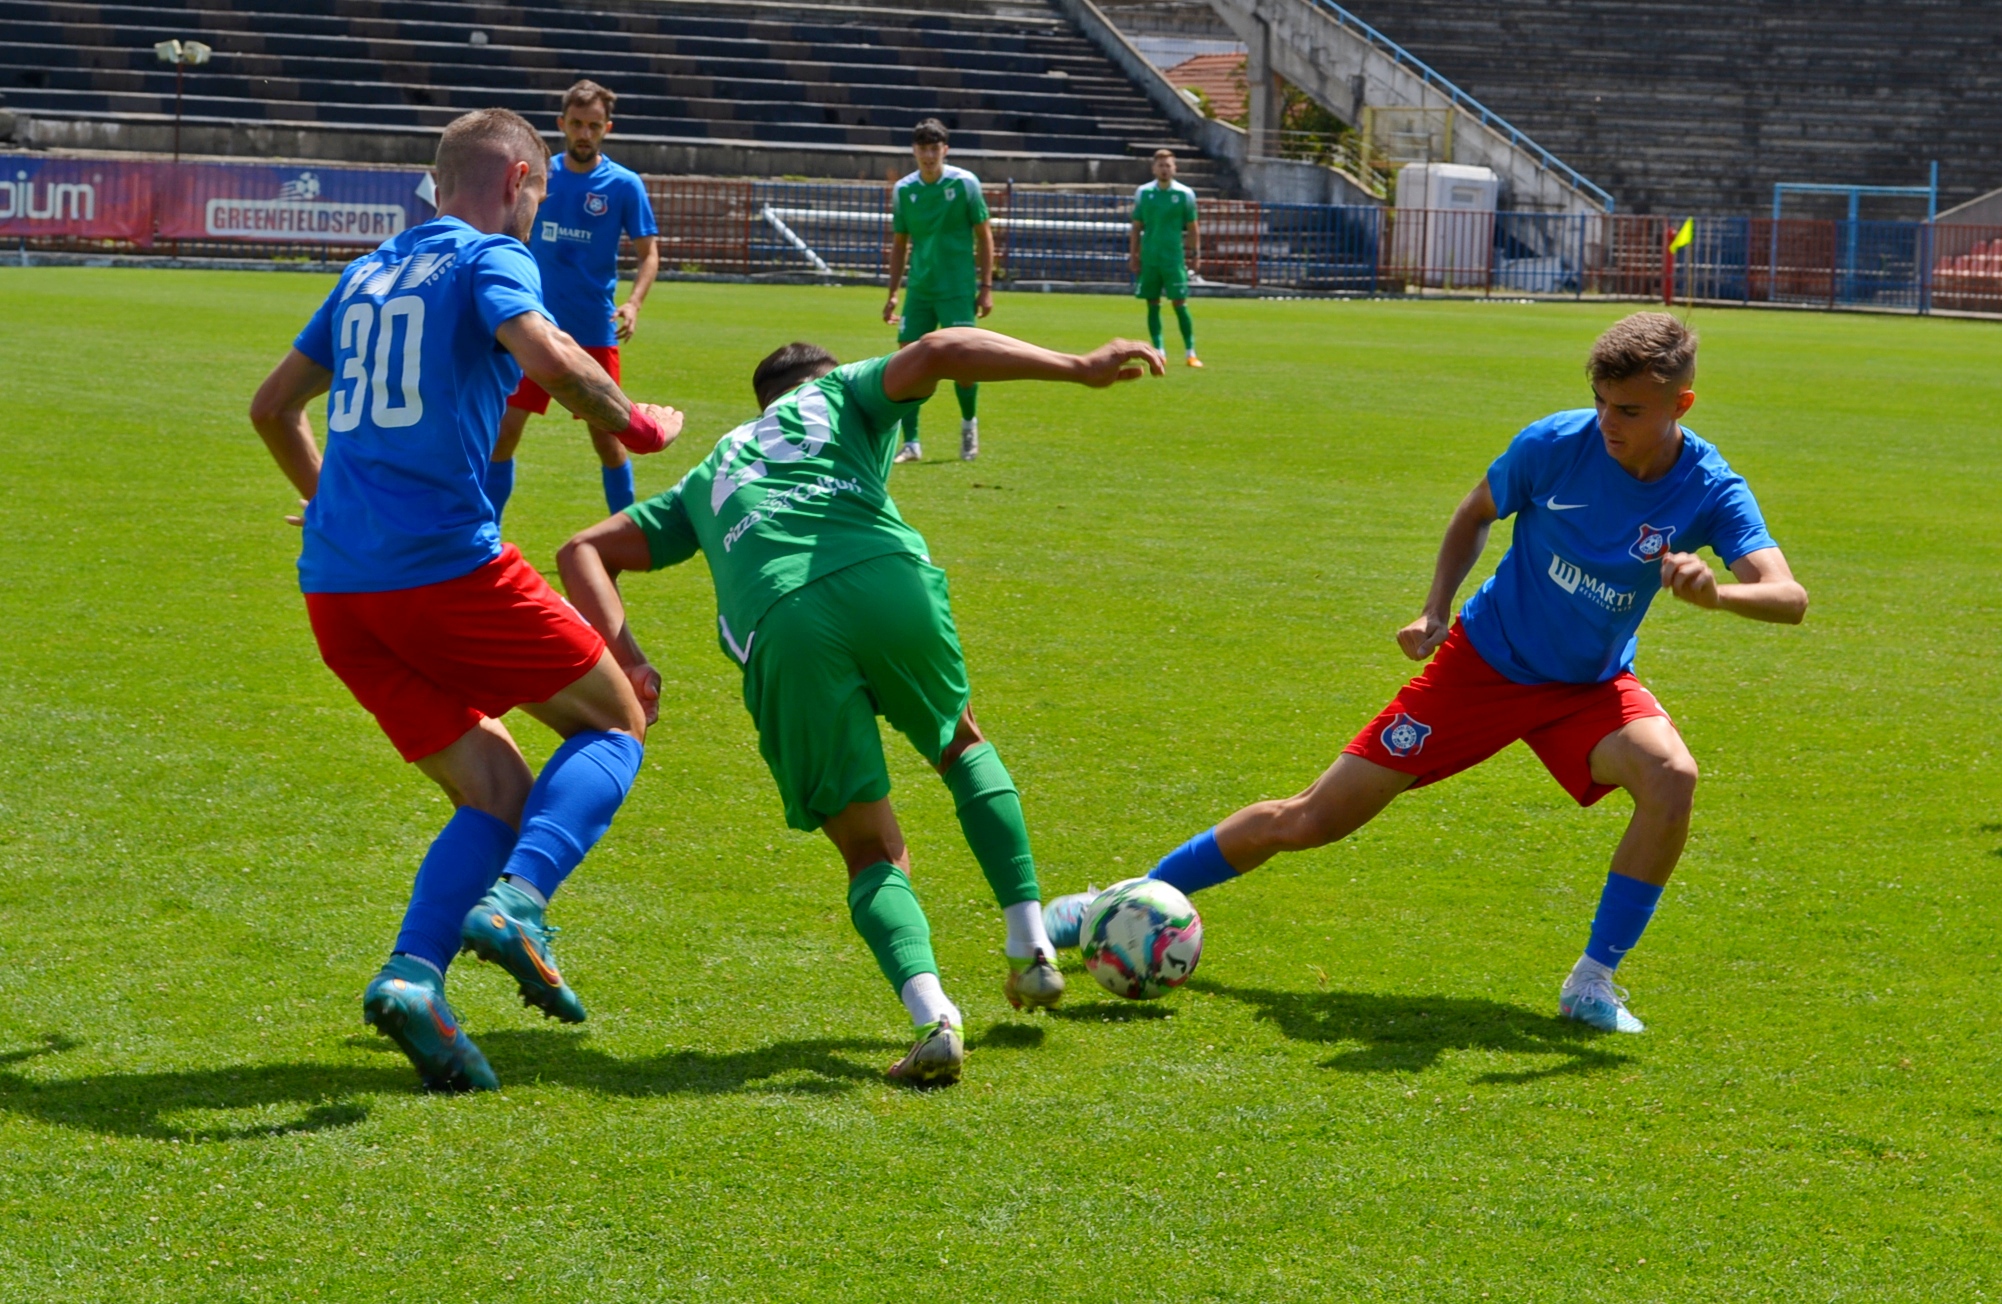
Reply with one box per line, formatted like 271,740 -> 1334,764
753,342 -> 840,409
1587,312 -> 1698,388
1152,148 -> 1176,161
434,108 -> 548,200
563,79 -> 616,118
912,118 -> 949,146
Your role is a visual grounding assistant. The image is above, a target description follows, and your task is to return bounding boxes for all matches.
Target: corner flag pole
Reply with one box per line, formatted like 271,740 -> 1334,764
1664,217 -> 1694,306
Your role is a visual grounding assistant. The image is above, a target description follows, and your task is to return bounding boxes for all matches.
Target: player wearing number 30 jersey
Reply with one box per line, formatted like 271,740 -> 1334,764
249,109 -> 682,1094
558,327 -> 1165,1087
1078,313 -> 1809,1039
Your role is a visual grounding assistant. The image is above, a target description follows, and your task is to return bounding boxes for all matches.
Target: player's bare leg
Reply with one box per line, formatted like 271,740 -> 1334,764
459,650 -> 649,1024
1214,754 -> 1416,870
1557,716 -> 1699,1033
825,798 -> 964,1086
936,707 -> 1062,1009
1586,716 -> 1697,889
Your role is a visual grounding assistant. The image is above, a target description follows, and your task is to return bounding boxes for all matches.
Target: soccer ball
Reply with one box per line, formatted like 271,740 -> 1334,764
1079,877 -> 1203,999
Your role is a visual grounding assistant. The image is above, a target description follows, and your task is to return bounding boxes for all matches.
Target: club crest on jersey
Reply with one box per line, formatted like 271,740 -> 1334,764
1381,713 -> 1432,758
583,191 -> 609,217
1629,523 -> 1676,563
944,185 -> 958,200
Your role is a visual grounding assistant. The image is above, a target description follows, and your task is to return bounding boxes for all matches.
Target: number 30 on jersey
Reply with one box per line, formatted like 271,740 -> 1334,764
329,295 -> 426,432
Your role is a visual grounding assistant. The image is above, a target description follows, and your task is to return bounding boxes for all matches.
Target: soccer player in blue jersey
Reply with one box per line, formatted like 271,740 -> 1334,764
489,80 -> 661,521
1054,313 -> 1808,1033
249,108 -> 681,1092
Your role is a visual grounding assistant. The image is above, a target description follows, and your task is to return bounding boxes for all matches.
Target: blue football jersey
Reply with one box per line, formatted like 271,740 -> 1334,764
1458,409 -> 1778,685
292,216 -> 548,594
528,155 -> 657,348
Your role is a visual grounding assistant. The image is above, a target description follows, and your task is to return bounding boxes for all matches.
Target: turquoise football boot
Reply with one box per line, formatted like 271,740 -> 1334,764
1041,888 -> 1097,950
361,956 -> 498,1093
1558,973 -> 1646,1034
459,879 -> 587,1023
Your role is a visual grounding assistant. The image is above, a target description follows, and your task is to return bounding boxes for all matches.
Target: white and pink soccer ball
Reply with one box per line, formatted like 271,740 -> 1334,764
1079,878 -> 1203,999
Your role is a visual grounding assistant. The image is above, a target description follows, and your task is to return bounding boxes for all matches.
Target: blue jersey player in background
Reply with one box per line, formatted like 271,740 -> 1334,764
249,108 -> 682,1093
490,80 -> 661,521
1054,313 -> 1809,1036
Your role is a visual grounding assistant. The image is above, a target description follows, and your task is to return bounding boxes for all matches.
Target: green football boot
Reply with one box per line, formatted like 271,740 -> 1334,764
459,879 -> 587,1023
361,955 -> 498,1093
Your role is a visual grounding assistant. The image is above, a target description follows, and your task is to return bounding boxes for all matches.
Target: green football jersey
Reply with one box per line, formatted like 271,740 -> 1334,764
892,165 -> 990,301
1133,179 -> 1198,269
624,356 -> 930,663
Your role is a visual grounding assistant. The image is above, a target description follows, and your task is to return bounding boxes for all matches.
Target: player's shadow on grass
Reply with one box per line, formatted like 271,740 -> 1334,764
1193,982 -> 1630,1082
0,1022 -> 1040,1142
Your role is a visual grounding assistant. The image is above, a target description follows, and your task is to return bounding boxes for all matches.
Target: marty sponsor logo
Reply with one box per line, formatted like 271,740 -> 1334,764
1629,522 -> 1677,563
540,220 -> 594,243
1380,712 -> 1432,758
1546,552 -> 1637,613
583,191 -> 609,216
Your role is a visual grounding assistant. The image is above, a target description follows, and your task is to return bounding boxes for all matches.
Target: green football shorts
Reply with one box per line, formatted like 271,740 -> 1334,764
896,294 -> 979,345
1134,263 -> 1190,301
741,552 -> 970,832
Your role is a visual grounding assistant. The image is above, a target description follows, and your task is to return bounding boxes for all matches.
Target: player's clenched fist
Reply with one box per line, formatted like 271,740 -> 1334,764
1659,551 -> 1719,608
1078,339 -> 1166,387
1396,611 -> 1452,661
612,402 -> 684,454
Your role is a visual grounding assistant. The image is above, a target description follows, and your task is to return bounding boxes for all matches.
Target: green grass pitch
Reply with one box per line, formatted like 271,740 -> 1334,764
0,269 -> 1997,1301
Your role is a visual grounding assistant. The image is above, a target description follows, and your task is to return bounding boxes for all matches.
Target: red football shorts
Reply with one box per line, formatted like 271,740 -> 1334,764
506,344 -> 620,416
1343,620 -> 1673,806
305,545 -> 607,762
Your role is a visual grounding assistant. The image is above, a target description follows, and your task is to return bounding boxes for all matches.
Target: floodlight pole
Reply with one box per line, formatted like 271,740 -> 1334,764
174,60 -> 184,161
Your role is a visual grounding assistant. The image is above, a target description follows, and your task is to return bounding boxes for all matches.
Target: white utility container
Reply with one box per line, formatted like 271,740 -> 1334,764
1393,162 -> 1499,287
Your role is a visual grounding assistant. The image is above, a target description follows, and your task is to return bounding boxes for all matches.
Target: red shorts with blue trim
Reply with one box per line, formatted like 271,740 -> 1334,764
305,544 -> 606,762
506,344 -> 620,416
1342,621 -> 1673,807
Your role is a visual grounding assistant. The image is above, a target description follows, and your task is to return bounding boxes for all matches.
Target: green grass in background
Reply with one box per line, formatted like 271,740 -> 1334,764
0,271 -> 1995,1301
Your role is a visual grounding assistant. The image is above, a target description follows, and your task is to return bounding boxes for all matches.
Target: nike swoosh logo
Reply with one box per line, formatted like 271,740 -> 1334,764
1546,498 -> 1588,511
515,922 -> 565,987
425,1000 -> 458,1042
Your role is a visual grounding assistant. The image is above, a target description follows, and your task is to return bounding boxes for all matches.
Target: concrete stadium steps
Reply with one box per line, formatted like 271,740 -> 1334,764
1331,0 -> 1998,214
0,0 -> 1226,188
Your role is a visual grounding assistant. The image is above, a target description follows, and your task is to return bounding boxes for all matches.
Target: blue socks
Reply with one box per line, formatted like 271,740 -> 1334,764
1584,871 -> 1665,968
602,462 -> 636,513
484,458 -> 516,525
393,807 -> 517,973
500,730 -> 644,901
1147,827 -> 1241,896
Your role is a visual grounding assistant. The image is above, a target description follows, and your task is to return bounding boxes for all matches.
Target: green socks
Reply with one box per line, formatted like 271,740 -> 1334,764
1146,300 -> 1164,351
1173,302 -> 1195,352
900,406 -> 920,447
848,861 -> 938,993
954,382 -> 978,421
943,742 -> 1040,908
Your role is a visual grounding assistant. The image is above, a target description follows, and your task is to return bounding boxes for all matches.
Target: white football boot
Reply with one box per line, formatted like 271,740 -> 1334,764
887,1015 -> 964,1087
893,440 -> 923,464
1558,971 -> 1646,1033
960,418 -> 979,461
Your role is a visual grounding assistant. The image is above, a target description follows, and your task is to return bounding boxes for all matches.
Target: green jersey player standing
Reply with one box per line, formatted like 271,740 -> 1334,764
559,327 -> 1164,1087
884,118 -> 995,464
1130,148 -> 1203,368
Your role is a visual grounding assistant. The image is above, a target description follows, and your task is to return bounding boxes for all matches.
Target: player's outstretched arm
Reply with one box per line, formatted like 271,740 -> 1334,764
1397,477 -> 1500,661
556,516 -> 662,724
495,311 -> 683,453
882,327 -> 1164,401
248,348 -> 333,502
1661,546 -> 1808,623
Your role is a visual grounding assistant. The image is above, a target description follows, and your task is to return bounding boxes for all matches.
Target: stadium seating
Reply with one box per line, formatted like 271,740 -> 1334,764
1330,0 -> 2000,214
0,0 -> 1222,188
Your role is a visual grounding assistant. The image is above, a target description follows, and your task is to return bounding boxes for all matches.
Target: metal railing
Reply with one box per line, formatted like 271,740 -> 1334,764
13,170 -> 1997,317
1300,0 -> 1618,212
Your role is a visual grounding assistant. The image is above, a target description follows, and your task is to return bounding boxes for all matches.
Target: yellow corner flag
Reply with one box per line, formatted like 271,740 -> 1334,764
1669,217 -> 1695,253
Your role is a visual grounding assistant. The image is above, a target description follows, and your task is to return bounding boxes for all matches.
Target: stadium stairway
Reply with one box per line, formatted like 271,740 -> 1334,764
0,0 -> 1230,190
1328,0 -> 2002,214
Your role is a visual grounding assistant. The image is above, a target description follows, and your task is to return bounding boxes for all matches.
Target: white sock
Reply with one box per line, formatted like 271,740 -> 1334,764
1003,900 -> 1052,960
962,417 -> 977,432
502,874 -> 548,908
899,972 -> 961,1030
1566,954 -> 1616,990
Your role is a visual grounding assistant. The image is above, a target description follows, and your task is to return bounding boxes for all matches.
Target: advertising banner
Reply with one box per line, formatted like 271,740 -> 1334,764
156,162 -> 434,243
0,154 -> 155,243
